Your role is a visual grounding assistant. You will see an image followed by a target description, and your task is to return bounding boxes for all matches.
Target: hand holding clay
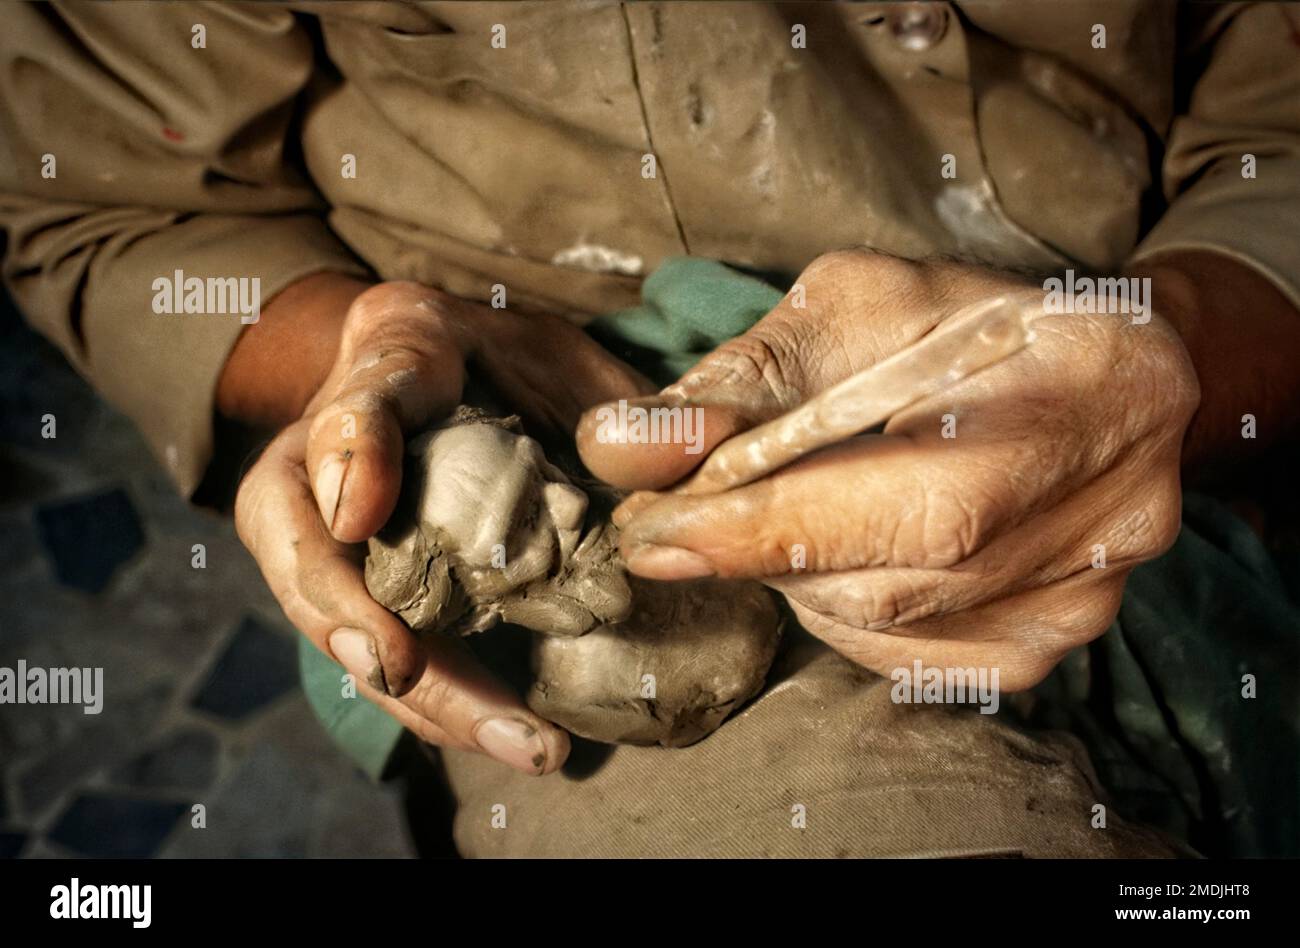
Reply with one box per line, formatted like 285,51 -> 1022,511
580,250 -> 1200,692
365,410 -> 782,748
236,280 -> 651,774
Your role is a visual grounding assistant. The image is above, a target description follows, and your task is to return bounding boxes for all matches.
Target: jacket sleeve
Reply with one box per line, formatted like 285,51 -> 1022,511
1131,2 -> 1300,310
0,0 -> 369,495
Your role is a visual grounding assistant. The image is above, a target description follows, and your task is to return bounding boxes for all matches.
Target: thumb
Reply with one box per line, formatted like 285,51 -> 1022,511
306,284 -> 467,543
577,292 -> 842,489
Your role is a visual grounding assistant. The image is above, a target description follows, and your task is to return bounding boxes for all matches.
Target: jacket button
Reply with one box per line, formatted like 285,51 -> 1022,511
888,3 -> 949,51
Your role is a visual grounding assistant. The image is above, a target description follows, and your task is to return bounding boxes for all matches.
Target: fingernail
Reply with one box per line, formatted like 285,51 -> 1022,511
315,454 -> 349,531
623,543 -> 715,579
476,718 -> 549,774
329,628 -> 387,693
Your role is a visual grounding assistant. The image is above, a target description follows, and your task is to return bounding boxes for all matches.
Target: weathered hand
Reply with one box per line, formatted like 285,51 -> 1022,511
236,280 -> 649,772
578,250 -> 1200,690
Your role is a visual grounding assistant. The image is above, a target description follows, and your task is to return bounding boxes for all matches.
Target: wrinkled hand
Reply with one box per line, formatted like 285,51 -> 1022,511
578,250 -> 1200,690
236,281 -> 649,773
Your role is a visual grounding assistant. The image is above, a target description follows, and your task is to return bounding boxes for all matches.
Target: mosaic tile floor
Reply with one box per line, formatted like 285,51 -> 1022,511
0,290 -> 417,859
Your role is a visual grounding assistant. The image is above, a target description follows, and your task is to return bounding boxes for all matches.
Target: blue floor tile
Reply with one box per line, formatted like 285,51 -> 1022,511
35,488 -> 145,593
47,795 -> 188,858
110,728 -> 219,792
191,616 -> 298,720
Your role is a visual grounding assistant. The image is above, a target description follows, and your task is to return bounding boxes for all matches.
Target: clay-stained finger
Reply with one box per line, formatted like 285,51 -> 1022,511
616,434 -> 1039,578
370,633 -> 572,776
576,279 -> 855,490
577,396 -> 750,491
306,342 -> 465,544
236,420 -> 425,697
764,463 -> 1170,630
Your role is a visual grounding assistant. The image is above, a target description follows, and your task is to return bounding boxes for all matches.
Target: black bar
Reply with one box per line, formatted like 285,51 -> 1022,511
0,857 -> 1291,933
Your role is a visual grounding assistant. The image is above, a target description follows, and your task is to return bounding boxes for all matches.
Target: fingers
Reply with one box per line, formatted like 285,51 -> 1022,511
788,568 -> 1129,693
764,463 -> 1182,631
237,420 -> 425,696
305,345 -> 461,543
239,422 -> 568,775
575,249 -> 974,491
305,285 -> 652,544
577,395 -> 753,491
612,317 -> 1185,579
577,285 -> 844,490
617,432 -> 1053,579
358,633 -> 571,776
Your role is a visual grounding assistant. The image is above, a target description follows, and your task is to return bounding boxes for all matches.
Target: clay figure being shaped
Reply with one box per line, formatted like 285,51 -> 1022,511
365,407 -> 781,747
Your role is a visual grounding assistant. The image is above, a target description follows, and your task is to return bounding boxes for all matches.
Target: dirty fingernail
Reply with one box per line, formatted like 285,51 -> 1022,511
315,455 -> 348,531
623,543 -> 715,580
476,718 -> 548,774
329,628 -> 387,693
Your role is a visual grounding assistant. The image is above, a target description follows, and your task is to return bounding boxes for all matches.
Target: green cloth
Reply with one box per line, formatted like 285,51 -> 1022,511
300,258 -> 1300,856
585,257 -> 785,384
1034,493 -> 1300,857
299,636 -> 401,780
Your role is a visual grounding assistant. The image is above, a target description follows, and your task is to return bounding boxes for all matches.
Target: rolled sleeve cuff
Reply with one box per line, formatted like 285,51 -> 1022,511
82,213 -> 369,496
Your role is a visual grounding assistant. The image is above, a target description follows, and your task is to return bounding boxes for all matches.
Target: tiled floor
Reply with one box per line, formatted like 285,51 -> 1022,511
0,292 -> 416,858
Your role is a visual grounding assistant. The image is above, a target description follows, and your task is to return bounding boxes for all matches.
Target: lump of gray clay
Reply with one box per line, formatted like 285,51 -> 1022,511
528,576 -> 780,747
365,408 -> 782,748
365,410 -> 632,638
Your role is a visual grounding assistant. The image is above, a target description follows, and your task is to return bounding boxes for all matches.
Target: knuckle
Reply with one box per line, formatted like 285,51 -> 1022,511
309,394 -> 386,441
895,483 -> 987,569
233,467 -> 270,547
1092,319 -> 1199,444
800,248 -> 868,283
352,280 -> 436,314
689,332 -> 803,409
307,405 -> 351,443
348,344 -> 429,382
346,283 -> 409,335
843,577 -> 938,630
1105,485 -> 1183,563
802,248 -> 915,285
413,673 -> 458,728
759,535 -> 802,576
1053,584 -> 1123,649
989,584 -> 1125,692
799,249 -> 927,316
1146,488 -> 1184,557
1065,603 -> 1117,648
788,601 -> 882,666
1144,325 -> 1202,422
835,583 -> 903,629
707,336 -> 781,386
751,513 -> 813,576
346,282 -> 459,344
